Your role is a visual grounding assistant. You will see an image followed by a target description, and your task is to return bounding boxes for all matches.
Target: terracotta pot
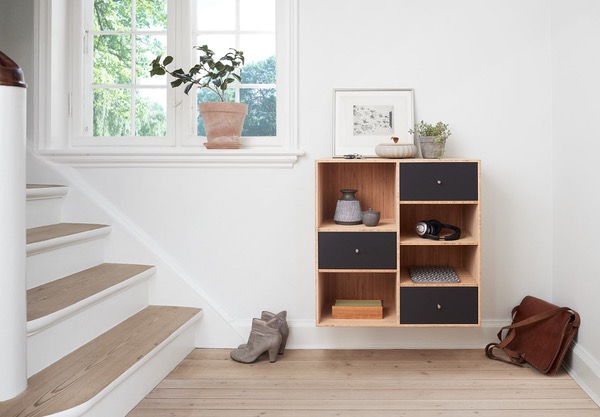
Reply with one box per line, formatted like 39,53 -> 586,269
199,102 -> 248,149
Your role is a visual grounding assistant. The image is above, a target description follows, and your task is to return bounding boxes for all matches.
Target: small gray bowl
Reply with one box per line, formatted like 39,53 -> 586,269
361,208 -> 380,227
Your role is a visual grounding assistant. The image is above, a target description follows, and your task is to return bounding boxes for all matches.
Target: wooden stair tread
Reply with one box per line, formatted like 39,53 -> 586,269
27,263 -> 155,322
0,306 -> 201,417
26,223 -> 108,245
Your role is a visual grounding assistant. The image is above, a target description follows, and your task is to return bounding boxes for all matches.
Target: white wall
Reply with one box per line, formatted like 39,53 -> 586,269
551,0 -> 600,398
27,0 -> 553,349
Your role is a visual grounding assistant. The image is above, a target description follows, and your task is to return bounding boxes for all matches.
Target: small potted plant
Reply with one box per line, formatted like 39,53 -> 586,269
150,45 -> 246,149
409,120 -> 452,159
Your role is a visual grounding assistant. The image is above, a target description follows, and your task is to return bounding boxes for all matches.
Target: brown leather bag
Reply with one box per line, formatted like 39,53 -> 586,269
485,295 -> 580,376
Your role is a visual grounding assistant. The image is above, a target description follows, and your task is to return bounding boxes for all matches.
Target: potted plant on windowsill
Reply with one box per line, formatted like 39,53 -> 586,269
150,45 -> 246,149
409,120 -> 452,159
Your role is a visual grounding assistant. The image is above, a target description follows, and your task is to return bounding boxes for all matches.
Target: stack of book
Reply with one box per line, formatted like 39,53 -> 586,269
332,299 -> 383,319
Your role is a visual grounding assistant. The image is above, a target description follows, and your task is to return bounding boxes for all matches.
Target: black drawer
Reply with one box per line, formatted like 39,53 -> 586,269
400,287 -> 478,324
400,162 -> 478,201
318,232 -> 396,269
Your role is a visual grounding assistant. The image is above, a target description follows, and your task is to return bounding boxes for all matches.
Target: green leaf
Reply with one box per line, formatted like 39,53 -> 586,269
163,55 -> 173,66
184,83 -> 194,95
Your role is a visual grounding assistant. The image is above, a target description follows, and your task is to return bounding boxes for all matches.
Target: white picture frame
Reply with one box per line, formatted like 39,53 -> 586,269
333,89 -> 415,158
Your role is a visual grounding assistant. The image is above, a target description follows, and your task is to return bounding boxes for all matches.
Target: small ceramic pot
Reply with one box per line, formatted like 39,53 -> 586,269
375,143 -> 417,159
361,208 -> 380,227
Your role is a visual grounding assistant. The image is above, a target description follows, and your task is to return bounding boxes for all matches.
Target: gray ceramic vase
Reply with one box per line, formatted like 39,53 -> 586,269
333,189 -> 362,225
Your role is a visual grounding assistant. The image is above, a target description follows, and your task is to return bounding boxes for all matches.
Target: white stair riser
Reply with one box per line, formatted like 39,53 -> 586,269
80,318 -> 199,417
26,198 -> 64,229
27,281 -> 149,377
27,239 -> 106,289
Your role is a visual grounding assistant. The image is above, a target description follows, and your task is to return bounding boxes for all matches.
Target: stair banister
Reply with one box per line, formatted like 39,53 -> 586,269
0,50 -> 27,400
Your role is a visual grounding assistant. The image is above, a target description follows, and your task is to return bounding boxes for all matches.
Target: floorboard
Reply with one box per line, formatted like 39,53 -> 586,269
128,349 -> 600,417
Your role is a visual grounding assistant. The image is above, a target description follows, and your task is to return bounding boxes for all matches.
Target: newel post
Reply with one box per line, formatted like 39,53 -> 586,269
0,50 -> 27,400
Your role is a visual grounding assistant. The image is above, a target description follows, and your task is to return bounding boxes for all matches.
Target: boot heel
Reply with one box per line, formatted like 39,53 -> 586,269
278,336 -> 288,355
268,347 -> 279,363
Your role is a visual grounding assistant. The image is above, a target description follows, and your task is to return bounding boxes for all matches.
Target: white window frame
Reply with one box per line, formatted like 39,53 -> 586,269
182,0 -> 282,148
34,0 -> 302,168
75,0 -> 173,147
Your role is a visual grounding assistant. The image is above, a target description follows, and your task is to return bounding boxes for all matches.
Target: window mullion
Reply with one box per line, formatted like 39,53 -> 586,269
131,0 -> 137,136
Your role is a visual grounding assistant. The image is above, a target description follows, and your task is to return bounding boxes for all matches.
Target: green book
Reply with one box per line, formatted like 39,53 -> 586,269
335,300 -> 382,307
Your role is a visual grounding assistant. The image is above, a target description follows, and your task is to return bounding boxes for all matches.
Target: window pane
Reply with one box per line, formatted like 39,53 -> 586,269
94,35 -> 132,84
239,34 -> 275,65
194,35 -> 236,59
136,89 -> 167,136
136,35 -> 167,85
94,0 -> 132,31
241,55 -> 275,84
136,0 -> 167,30
240,88 -> 276,136
93,89 -> 132,136
196,0 -> 236,31
240,0 -> 275,31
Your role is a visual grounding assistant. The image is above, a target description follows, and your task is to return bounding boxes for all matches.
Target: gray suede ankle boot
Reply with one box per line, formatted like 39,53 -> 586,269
238,310 -> 289,354
230,317 -> 282,363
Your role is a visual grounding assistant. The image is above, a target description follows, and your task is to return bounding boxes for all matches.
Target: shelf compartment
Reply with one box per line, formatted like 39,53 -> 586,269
399,246 -> 480,285
399,203 -> 479,243
316,272 -> 398,326
316,161 -> 397,227
318,219 -> 397,233
399,266 -> 478,287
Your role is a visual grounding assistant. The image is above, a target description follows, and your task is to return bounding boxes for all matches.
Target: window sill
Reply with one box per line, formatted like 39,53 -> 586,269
36,147 -> 305,168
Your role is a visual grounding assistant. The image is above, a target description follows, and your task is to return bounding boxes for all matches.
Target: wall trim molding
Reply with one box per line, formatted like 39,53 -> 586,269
36,148 -> 305,168
230,318 -> 510,350
563,342 -> 600,406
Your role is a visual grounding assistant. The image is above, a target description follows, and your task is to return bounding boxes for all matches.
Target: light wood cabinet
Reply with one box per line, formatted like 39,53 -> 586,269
315,159 -> 481,327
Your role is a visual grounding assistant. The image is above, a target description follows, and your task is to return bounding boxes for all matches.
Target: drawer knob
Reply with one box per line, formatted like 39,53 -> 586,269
355,248 -> 360,254
437,304 -> 442,310
437,180 -> 442,185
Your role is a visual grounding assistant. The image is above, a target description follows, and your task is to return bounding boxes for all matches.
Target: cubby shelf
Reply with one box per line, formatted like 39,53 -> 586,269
318,219 -> 397,233
315,159 -> 481,328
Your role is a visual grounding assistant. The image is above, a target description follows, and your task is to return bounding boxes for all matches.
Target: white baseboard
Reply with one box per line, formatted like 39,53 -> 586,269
563,342 -> 600,407
230,319 -> 509,350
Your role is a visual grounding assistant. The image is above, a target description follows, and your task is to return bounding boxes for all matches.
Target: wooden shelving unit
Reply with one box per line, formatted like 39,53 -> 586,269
315,159 -> 481,327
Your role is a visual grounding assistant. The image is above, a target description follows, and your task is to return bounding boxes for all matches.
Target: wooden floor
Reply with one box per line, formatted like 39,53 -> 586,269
128,349 -> 600,417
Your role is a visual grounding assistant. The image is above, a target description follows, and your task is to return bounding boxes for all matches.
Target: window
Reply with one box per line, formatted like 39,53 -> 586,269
194,0 -> 277,140
70,0 -> 293,152
85,0 -> 168,139
36,0 -> 300,165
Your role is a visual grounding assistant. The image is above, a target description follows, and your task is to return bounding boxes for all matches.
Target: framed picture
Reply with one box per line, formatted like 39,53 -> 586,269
333,89 -> 415,157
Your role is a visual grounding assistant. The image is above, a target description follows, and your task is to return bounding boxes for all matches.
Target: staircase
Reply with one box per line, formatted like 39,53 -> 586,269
0,184 -> 202,416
